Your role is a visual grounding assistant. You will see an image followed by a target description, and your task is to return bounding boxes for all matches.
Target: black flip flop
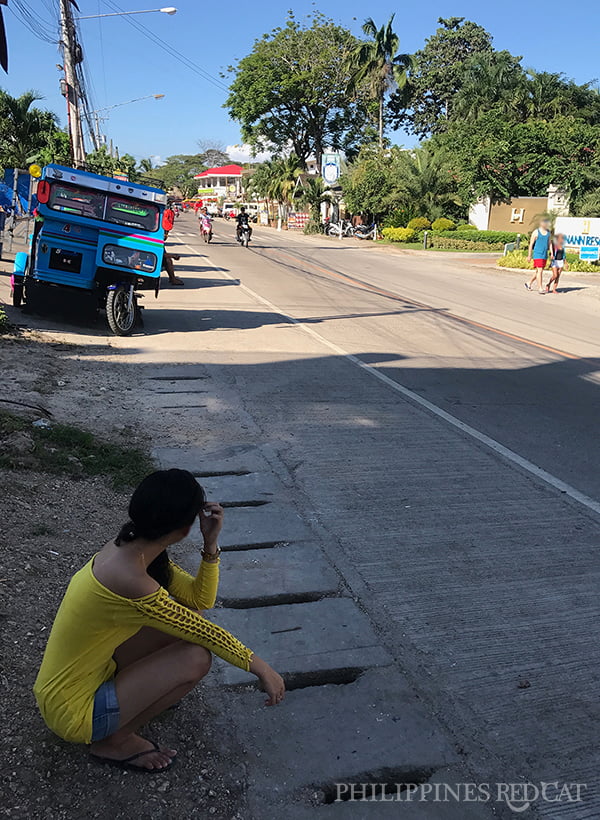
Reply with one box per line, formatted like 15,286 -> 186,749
90,740 -> 175,773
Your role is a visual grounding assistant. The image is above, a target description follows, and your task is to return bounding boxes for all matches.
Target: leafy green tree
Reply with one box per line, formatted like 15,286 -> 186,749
436,113 -> 600,205
226,12 -> 370,167
389,17 -> 493,137
150,154 -> 207,197
341,147 -> 400,220
37,130 -> 72,166
348,15 -> 411,149
0,89 -> 61,168
578,190 -> 600,217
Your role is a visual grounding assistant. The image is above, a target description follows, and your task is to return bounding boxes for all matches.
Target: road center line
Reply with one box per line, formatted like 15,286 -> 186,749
183,242 -> 600,518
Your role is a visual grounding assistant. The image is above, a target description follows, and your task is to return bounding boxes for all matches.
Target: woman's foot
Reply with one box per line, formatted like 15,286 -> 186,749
90,733 -> 176,770
169,277 -> 184,287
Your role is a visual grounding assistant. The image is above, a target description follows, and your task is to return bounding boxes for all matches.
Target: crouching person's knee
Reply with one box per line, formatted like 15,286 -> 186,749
181,644 -> 212,683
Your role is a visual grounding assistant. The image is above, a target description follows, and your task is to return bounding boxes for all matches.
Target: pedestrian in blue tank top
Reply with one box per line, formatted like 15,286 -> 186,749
526,218 -> 551,294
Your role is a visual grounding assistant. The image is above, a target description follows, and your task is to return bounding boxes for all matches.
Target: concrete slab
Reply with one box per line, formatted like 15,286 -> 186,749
226,668 -> 457,804
218,503 -> 311,549
217,544 -> 341,605
144,378 -> 209,394
208,597 -> 391,685
143,365 -> 209,380
200,471 -> 278,504
152,444 -> 268,475
281,766 -> 497,820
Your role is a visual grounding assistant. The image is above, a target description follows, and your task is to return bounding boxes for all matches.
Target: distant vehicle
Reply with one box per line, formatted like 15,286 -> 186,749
222,202 -> 239,219
206,203 -> 219,217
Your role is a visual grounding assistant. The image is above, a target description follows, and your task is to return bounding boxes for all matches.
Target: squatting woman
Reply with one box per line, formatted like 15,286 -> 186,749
34,469 -> 285,772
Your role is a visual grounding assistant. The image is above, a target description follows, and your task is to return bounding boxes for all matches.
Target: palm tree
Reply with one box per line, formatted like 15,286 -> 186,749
0,90 -> 60,167
452,51 -> 525,122
246,156 -> 302,224
295,176 -> 334,226
396,146 -> 462,221
348,15 -> 411,149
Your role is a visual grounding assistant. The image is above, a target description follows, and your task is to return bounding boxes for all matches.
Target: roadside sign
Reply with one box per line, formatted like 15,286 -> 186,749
579,246 -> 600,261
322,153 -> 341,184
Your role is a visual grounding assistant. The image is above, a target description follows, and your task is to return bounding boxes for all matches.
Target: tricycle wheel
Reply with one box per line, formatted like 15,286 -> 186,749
106,286 -> 136,335
12,283 -> 23,307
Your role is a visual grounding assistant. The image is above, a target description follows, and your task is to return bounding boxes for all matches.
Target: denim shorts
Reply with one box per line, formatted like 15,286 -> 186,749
91,679 -> 120,742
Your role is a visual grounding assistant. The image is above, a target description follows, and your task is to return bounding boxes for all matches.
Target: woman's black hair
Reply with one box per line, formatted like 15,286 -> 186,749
115,469 -> 206,588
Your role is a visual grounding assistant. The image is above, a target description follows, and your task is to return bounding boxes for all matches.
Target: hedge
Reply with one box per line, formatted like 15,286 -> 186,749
382,227 -> 417,242
433,229 -> 529,245
497,249 -> 600,273
432,235 -> 506,251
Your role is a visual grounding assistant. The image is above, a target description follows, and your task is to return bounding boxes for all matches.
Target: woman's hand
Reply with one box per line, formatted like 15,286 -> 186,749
200,502 -> 224,551
249,655 -> 286,706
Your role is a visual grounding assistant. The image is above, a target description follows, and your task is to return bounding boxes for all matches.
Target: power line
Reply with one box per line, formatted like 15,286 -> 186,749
101,0 -> 230,93
9,0 -> 58,44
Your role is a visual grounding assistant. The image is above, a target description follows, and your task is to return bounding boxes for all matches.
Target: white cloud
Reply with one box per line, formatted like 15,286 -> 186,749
226,143 -> 272,163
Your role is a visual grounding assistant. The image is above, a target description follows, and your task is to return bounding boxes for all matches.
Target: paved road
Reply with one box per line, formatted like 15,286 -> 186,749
2,214 -> 599,817
162,217 -> 600,817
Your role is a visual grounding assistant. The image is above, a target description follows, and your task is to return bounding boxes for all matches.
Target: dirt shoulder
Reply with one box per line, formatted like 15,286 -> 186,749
0,327 -> 247,820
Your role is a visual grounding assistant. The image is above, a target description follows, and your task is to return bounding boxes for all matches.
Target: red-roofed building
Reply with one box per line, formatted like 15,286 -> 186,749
193,164 -> 244,199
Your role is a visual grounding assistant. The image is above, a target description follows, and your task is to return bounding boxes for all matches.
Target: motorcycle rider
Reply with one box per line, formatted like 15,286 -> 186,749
200,207 -> 213,241
236,206 -> 252,243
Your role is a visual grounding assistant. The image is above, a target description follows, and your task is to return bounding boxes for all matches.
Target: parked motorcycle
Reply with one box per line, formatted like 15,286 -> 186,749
354,223 -> 378,240
325,220 -> 354,238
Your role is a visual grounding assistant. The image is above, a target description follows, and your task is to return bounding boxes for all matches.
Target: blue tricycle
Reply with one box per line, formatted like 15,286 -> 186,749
11,164 -> 174,335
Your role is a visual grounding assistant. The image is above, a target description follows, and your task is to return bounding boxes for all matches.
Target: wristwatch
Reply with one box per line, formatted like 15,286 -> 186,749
202,547 -> 221,562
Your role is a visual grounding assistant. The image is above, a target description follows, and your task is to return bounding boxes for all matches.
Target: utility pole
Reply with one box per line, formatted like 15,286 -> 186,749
59,0 -> 86,167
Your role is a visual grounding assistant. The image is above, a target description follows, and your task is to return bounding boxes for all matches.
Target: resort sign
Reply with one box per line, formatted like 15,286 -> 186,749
554,216 -> 600,251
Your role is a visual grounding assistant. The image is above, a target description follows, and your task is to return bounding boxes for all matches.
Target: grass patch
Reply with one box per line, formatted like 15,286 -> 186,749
0,410 -> 153,489
0,304 -> 9,332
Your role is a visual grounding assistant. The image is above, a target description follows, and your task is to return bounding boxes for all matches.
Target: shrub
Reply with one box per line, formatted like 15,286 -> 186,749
303,219 -> 324,235
381,208 -> 412,229
497,249 -> 600,272
455,223 -> 477,230
407,217 -> 431,231
431,217 -> 455,231
382,227 -> 417,243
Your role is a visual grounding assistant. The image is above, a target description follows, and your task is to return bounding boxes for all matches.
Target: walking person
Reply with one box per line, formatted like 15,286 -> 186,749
34,469 -> 285,772
546,234 -> 568,293
525,218 -> 552,294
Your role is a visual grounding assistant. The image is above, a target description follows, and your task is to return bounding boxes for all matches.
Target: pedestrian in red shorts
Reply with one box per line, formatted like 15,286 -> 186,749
525,218 -> 551,294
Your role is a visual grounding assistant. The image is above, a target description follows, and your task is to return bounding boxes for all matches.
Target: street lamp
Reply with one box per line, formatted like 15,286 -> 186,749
77,7 -> 177,20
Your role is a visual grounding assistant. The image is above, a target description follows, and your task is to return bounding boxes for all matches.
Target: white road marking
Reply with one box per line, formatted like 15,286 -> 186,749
184,244 -> 600,518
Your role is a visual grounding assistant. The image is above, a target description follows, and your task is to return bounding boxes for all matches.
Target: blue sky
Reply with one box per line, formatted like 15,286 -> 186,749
3,0 -> 599,162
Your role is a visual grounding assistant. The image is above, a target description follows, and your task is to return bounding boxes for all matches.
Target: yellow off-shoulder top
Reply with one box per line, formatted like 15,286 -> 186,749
33,555 -> 252,743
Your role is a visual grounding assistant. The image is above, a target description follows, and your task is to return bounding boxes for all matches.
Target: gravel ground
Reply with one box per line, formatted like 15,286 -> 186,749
0,328 -> 248,820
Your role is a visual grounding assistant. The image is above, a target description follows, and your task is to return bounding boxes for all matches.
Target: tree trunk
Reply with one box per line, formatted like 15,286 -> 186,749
378,96 -> 384,150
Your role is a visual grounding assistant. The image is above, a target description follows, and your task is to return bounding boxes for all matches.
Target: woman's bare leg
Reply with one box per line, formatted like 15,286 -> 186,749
90,640 -> 211,769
